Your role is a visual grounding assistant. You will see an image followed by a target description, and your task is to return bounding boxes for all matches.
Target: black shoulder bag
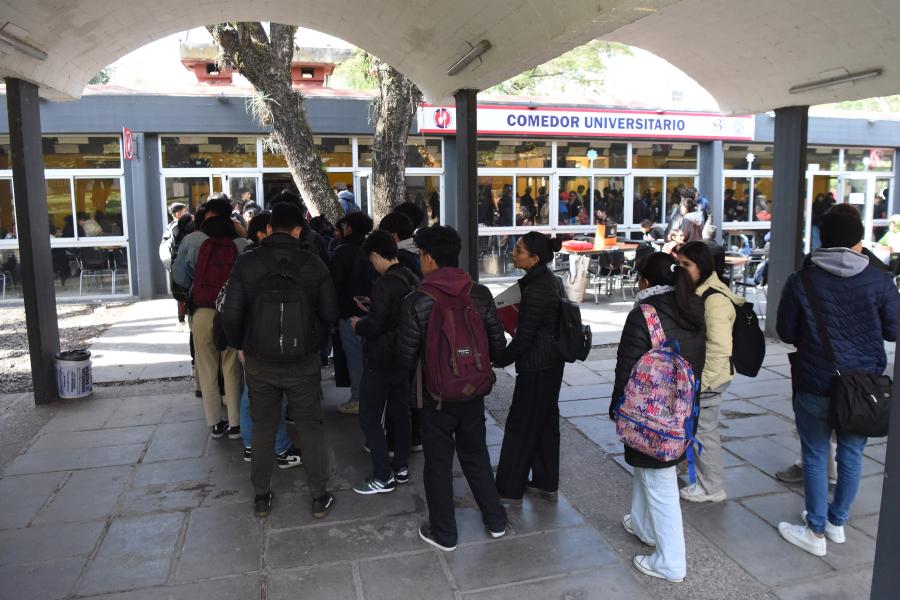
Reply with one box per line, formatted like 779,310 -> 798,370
799,268 -> 892,437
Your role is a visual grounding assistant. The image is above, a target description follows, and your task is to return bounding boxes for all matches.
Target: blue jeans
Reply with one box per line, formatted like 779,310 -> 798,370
338,318 -> 364,402
240,383 -> 291,455
793,392 -> 867,533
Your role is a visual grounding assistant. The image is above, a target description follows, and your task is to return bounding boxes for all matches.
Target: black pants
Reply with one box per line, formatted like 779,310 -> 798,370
422,397 -> 506,546
359,367 -> 410,480
495,364 -> 564,499
245,353 -> 329,498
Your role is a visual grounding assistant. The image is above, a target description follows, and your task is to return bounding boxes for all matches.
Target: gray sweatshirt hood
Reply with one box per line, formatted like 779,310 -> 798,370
810,247 -> 869,277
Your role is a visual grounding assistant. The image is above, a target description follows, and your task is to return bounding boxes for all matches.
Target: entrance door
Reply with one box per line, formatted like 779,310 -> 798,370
214,173 -> 262,208
356,173 -> 371,217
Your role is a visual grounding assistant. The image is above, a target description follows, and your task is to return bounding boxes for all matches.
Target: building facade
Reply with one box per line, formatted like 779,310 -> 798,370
0,91 -> 898,300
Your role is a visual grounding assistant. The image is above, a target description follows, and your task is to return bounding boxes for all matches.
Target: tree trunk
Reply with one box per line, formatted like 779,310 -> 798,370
208,23 -> 343,224
370,61 -> 423,225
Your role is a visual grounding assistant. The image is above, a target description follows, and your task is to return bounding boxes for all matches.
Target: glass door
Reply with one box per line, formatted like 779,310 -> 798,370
214,173 -> 262,208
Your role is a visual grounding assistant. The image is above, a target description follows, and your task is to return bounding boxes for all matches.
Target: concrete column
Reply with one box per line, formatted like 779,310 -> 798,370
5,78 -> 59,404
872,354 -> 900,597
765,106 -> 808,337
699,140 -> 724,243
453,89 -> 478,280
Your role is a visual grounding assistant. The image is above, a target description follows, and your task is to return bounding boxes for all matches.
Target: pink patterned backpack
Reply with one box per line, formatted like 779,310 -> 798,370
615,304 -> 700,469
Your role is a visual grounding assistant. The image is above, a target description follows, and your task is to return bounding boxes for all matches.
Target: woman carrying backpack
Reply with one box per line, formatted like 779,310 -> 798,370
609,252 -> 706,583
495,232 -> 566,504
675,241 -> 745,504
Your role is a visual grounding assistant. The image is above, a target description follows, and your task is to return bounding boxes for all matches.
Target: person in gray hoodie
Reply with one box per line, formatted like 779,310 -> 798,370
776,210 -> 898,557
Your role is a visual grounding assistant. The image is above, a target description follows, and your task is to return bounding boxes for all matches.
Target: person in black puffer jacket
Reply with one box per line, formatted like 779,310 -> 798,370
610,251 -> 706,584
351,231 -> 419,493
494,232 -> 566,503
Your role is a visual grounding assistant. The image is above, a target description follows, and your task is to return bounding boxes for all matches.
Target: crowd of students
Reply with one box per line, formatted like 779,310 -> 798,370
158,190 -> 896,584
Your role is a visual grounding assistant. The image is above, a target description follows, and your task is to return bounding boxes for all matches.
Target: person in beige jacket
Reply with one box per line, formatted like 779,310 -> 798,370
675,241 -> 745,503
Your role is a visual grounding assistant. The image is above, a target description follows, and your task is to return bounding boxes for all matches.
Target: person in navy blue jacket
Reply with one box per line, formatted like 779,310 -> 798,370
776,209 -> 898,558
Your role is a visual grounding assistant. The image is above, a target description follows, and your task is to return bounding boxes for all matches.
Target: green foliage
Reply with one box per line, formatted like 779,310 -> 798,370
89,67 -> 113,85
819,95 -> 900,113
487,40 -> 630,96
332,49 -> 378,90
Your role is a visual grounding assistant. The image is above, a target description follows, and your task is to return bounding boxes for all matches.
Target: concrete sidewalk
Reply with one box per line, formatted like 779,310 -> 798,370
0,298 -> 888,599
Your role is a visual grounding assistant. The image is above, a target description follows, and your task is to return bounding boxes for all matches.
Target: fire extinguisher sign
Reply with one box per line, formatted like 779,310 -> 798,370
123,127 -> 135,160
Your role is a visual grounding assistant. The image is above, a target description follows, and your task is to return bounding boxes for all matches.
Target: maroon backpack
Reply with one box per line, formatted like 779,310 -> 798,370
420,280 -> 495,406
192,237 -> 238,309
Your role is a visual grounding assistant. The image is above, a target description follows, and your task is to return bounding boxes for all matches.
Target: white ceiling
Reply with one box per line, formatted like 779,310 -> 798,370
0,0 -> 897,114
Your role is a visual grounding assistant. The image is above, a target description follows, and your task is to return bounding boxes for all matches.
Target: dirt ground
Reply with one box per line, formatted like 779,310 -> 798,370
0,302 -> 133,394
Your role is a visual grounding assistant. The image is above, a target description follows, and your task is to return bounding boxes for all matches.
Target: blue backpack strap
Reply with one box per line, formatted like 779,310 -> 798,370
683,378 -> 703,484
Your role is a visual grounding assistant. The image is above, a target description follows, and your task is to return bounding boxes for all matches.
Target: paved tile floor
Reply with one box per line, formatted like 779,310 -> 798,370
0,300 -> 891,599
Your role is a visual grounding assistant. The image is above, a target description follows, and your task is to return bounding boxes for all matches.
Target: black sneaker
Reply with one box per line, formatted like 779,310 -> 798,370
312,492 -> 335,519
524,481 -> 558,501
210,420 -> 228,439
254,492 -> 272,517
243,447 -> 252,462
487,525 -> 506,539
227,425 -> 241,440
394,467 -> 409,484
194,390 -> 203,398
276,448 -> 303,469
353,475 -> 396,495
418,523 -> 456,552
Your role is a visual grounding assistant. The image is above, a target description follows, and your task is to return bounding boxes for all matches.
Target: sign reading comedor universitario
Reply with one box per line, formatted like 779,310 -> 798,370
417,104 -> 754,141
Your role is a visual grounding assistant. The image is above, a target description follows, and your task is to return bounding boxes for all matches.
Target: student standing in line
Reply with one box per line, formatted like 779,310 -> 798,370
675,241 -> 743,503
352,230 -> 419,494
775,210 -> 898,556
173,194 -> 249,440
610,252 -> 706,583
494,232 -> 566,504
396,225 -> 508,552
221,202 -> 339,519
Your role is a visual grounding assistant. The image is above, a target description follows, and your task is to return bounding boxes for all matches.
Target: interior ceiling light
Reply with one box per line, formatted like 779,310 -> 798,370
447,40 -> 492,76
789,69 -> 882,94
0,26 -> 47,61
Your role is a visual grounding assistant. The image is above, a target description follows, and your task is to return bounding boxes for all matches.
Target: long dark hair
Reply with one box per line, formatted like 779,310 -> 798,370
677,241 -> 715,283
520,231 -> 562,265
636,252 -> 704,328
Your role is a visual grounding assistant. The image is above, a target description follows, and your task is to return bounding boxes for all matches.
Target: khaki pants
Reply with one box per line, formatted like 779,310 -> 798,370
190,308 -> 241,427
694,384 -> 728,495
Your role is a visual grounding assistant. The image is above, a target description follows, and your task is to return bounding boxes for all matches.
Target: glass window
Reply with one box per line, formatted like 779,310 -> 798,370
477,234 -> 520,280
477,140 -> 551,168
633,176 -> 663,224
327,172 -> 355,212
0,136 -> 10,169
318,137 -> 353,167
405,138 -> 443,168
558,176 -> 591,225
406,175 -> 440,226
631,143 -> 697,169
723,144 -> 774,170
0,180 -> 14,240
593,176 -> 626,225
843,178 -> 868,206
514,176 -> 550,226
164,177 -> 210,213
359,137 -> 442,169
47,179 -> 74,237
556,142 -> 627,169
226,177 -> 259,207
752,177 -> 773,221
476,175 -> 513,227
69,246 -> 130,296
874,178 -> 891,220
845,147 -> 894,172
161,136 -> 257,168
42,136 -> 121,169
74,178 -> 123,237
665,177 -> 696,224
724,177 -> 751,222
806,146 -> 841,172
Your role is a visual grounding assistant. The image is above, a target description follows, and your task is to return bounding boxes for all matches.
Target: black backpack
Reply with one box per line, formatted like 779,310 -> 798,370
244,247 -> 316,361
555,278 -> 591,362
702,289 -> 765,377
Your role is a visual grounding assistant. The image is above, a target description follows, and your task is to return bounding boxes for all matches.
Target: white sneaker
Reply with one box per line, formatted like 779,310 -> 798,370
622,514 -> 656,546
679,483 -> 727,504
801,511 -> 845,544
632,555 -> 683,583
778,522 -> 826,556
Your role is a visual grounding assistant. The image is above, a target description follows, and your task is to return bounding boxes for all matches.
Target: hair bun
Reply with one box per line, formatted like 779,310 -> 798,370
550,237 -> 563,252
